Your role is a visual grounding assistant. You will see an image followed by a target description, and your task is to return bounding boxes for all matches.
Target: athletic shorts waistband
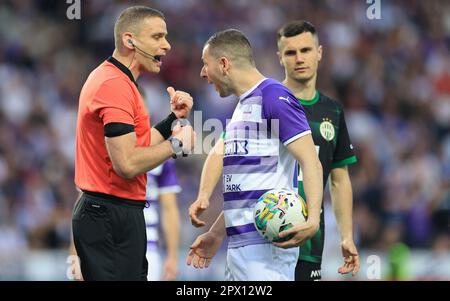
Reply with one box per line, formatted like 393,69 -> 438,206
82,190 -> 146,208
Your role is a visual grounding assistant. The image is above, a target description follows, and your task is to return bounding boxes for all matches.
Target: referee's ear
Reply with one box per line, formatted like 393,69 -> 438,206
122,33 -> 135,51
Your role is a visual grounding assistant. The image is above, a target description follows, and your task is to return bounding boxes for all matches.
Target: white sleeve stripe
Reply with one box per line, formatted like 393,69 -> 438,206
283,130 -> 312,146
158,186 -> 181,194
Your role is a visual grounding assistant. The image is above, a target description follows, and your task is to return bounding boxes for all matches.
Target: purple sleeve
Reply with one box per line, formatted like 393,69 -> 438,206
156,160 -> 180,190
261,85 -> 311,145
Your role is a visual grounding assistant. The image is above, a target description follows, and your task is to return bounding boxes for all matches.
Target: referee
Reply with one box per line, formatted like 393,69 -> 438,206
73,6 -> 195,281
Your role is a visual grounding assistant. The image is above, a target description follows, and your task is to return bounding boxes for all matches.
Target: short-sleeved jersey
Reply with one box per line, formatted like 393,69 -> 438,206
296,91 -> 357,263
75,57 -> 151,201
222,78 -> 311,248
143,160 -> 181,251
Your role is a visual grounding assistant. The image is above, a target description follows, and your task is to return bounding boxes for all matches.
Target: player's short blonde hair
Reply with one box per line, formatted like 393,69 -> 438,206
205,29 -> 255,67
114,6 -> 165,50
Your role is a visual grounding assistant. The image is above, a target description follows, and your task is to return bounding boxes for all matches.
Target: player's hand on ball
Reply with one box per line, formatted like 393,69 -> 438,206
186,232 -> 222,269
189,197 -> 210,227
272,219 -> 319,249
338,238 -> 360,276
167,86 -> 193,118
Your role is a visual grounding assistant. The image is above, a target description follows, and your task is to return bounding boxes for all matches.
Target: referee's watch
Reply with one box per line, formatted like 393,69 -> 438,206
169,137 -> 184,159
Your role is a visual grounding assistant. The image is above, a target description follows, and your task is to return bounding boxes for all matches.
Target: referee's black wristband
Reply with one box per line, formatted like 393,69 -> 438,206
154,112 -> 177,140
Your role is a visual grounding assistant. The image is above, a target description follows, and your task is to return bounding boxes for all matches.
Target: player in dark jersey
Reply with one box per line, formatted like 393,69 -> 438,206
277,21 -> 360,280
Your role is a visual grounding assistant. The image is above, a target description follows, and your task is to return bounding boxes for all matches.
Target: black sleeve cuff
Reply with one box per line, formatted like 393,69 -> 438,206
104,122 -> 135,137
154,112 -> 177,140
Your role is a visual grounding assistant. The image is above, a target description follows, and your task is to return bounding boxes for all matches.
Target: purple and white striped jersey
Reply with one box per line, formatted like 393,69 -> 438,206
222,78 -> 311,248
143,159 -> 181,251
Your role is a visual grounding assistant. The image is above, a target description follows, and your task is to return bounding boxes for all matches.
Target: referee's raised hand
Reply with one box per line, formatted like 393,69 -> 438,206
168,86 -> 193,118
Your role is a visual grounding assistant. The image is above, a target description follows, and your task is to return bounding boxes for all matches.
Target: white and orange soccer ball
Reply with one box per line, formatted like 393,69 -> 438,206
253,188 -> 308,242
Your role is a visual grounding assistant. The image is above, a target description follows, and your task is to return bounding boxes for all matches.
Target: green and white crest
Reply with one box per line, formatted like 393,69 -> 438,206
319,120 -> 335,141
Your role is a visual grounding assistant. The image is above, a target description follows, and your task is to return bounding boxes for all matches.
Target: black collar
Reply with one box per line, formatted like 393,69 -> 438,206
107,56 -> 138,87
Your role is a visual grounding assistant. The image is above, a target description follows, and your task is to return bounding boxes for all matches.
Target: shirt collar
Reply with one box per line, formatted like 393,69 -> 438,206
297,90 -> 320,106
238,78 -> 268,102
107,56 -> 138,88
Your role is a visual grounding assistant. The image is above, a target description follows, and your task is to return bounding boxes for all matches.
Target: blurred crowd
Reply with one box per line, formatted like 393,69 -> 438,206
0,0 -> 449,278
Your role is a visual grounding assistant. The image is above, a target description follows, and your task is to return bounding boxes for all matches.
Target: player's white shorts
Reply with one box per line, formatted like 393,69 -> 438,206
146,247 -> 162,281
225,243 -> 299,281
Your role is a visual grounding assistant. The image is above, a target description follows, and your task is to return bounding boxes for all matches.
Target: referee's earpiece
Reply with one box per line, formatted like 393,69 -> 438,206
126,39 -> 158,62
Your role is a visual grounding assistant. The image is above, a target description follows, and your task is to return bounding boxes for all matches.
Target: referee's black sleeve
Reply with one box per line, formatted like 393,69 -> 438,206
104,122 -> 135,137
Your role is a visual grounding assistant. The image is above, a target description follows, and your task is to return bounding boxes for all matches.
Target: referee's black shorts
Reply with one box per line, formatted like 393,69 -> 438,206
72,191 -> 148,281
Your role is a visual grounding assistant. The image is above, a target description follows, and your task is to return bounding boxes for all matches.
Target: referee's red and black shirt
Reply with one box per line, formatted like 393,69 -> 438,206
75,56 -> 150,201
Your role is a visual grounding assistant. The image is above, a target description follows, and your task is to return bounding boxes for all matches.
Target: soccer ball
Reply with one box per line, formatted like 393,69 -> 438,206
253,188 -> 307,242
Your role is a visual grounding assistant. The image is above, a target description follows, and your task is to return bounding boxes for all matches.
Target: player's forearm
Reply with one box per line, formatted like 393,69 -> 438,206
330,168 -> 354,241
287,135 -> 323,224
301,159 -> 323,224
161,194 -> 180,259
197,140 -> 224,200
209,211 -> 226,238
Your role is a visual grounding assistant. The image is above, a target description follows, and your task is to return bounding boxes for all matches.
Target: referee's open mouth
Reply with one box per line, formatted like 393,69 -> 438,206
153,55 -> 162,62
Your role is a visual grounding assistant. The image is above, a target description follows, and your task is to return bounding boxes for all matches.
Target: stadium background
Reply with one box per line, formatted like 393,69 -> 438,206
0,0 -> 449,280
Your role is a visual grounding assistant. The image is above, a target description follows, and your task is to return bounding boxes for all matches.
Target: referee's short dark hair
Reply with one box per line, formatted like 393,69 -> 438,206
277,20 -> 318,46
114,6 -> 165,51
205,29 -> 255,67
